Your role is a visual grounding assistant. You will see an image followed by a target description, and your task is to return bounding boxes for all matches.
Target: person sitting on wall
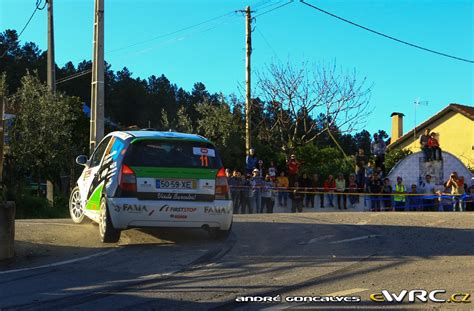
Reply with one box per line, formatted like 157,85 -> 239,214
419,128 -> 432,162
428,132 -> 442,161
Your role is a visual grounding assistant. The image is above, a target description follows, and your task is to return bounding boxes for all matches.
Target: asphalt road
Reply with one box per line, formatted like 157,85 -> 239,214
0,212 -> 473,310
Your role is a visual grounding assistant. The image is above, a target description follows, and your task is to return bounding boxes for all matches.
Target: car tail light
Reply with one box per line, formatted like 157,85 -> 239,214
215,167 -> 230,200
119,164 -> 137,194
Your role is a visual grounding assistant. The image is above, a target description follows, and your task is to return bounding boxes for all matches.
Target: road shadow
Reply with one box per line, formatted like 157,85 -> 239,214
2,215 -> 473,310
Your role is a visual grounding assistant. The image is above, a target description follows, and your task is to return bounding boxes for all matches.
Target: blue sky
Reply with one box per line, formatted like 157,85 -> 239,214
1,0 -> 473,135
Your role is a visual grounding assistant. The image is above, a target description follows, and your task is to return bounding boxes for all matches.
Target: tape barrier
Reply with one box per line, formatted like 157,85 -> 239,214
229,185 -> 473,198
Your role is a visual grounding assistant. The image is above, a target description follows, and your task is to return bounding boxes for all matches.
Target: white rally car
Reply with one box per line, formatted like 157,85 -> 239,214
69,130 -> 233,243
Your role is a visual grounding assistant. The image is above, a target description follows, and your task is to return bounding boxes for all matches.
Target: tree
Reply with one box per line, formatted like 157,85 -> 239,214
256,61 -> 372,153
176,106 -> 193,133
9,73 -> 83,194
195,99 -> 244,168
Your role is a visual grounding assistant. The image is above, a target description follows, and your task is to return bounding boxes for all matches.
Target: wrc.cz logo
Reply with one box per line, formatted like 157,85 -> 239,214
370,290 -> 471,304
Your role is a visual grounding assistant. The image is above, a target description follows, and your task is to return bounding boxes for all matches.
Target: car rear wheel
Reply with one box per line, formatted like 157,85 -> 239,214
69,186 -> 86,224
209,222 -> 232,240
99,197 -> 121,243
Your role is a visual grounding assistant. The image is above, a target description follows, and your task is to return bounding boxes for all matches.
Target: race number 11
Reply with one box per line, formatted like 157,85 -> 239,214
200,155 -> 209,167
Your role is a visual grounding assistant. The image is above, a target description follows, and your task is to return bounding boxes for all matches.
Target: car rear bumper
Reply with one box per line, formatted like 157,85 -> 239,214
107,198 -> 233,230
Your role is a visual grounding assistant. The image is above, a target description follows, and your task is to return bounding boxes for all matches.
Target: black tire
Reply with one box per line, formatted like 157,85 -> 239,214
99,197 -> 121,243
209,222 -> 232,240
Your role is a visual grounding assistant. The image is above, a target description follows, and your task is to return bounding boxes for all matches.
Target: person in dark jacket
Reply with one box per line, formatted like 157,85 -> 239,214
299,173 -> 313,208
289,181 -> 304,213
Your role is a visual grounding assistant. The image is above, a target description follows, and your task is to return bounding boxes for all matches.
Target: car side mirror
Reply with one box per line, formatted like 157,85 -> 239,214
76,155 -> 88,166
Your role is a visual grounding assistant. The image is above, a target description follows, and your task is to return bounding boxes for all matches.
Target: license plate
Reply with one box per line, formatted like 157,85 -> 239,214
156,179 -> 196,189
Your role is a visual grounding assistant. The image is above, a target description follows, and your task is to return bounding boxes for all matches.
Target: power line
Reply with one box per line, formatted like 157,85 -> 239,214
106,10 -> 237,54
1,0 -> 47,58
18,0 -> 46,38
56,10 -> 242,85
56,69 -> 92,84
300,0 -> 474,64
254,0 -> 285,12
256,27 -> 281,61
255,0 -> 294,18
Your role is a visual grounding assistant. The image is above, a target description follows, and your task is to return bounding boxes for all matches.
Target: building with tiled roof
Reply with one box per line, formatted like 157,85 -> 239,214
387,103 -> 473,168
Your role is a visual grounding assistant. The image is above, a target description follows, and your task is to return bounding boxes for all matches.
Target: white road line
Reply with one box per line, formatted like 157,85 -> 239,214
0,249 -> 116,275
16,222 -> 76,227
323,287 -> 368,296
308,235 -> 334,244
329,235 -> 381,244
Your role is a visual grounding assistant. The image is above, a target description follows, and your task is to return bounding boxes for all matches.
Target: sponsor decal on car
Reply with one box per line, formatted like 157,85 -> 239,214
159,204 -> 197,213
170,214 -> 187,219
122,204 -> 148,213
156,193 -> 197,200
204,206 -> 230,215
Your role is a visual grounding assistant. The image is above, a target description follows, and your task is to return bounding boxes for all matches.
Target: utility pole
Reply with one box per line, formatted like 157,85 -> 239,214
245,6 -> 252,155
0,75 -> 5,185
47,0 -> 55,93
90,0 -> 105,153
46,0 -> 55,203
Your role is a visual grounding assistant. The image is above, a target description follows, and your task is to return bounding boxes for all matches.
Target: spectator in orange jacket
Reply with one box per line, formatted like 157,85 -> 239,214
428,132 -> 442,161
323,175 -> 336,208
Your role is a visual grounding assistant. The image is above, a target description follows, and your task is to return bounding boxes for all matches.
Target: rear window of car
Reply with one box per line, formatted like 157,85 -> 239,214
124,140 -> 222,169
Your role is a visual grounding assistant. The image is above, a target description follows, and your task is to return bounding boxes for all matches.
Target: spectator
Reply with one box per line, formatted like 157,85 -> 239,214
464,186 -> 474,212
371,133 -> 386,172
261,175 -> 275,213
446,172 -> 463,211
382,178 -> 393,211
240,174 -> 252,214
419,128 -> 432,162
323,174 -> 336,208
289,181 -> 304,213
428,132 -> 442,161
229,169 -> 242,214
225,168 -> 231,179
375,166 -> 384,179
245,148 -> 258,174
312,174 -> 325,208
257,159 -> 265,177
394,176 -> 406,211
347,174 -> 358,208
408,184 -> 422,211
300,173 -> 313,208
436,183 -> 453,212
355,148 -> 368,190
364,161 -> 374,192
419,174 -> 436,211
335,173 -> 347,209
368,172 -> 383,211
276,171 -> 289,207
287,154 -> 300,186
268,161 -> 277,181
251,168 -> 264,213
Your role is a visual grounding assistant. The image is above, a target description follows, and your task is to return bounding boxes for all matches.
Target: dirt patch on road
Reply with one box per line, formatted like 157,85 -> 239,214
1,219 -> 215,271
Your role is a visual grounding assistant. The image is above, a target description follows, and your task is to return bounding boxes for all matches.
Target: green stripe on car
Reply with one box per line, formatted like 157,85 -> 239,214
86,183 -> 104,210
131,167 -> 217,179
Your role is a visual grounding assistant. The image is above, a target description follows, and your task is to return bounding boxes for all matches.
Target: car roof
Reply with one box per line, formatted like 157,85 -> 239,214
122,130 -> 210,143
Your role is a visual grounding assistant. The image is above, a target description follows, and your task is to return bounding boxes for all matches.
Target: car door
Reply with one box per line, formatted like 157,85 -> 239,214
80,136 -> 112,212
